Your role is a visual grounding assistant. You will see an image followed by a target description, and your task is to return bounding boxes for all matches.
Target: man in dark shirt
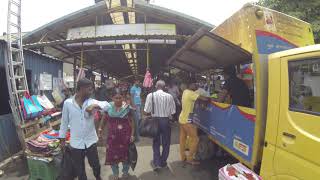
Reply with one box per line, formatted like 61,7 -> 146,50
219,66 -> 251,107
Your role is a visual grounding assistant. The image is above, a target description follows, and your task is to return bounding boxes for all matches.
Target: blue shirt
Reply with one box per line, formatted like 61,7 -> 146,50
59,96 -> 110,149
130,86 -> 141,105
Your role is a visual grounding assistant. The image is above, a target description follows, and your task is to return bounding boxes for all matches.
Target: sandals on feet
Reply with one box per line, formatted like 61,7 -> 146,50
122,173 -> 130,179
110,175 -> 119,180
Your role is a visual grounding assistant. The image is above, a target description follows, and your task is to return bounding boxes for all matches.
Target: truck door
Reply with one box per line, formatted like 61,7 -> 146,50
275,52 -> 320,179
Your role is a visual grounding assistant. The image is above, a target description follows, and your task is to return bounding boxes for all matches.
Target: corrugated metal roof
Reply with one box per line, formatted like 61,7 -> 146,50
0,40 -> 63,100
23,0 -> 212,43
20,0 -> 214,78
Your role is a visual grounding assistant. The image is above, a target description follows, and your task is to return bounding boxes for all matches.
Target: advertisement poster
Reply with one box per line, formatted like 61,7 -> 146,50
53,77 -> 64,91
39,73 -> 52,90
193,102 -> 256,162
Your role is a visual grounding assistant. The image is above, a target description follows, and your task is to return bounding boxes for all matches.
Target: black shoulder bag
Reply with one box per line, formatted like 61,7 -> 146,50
139,93 -> 159,138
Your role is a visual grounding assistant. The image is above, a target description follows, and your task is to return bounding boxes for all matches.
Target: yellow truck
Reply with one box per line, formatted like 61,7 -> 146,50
167,3 -> 319,179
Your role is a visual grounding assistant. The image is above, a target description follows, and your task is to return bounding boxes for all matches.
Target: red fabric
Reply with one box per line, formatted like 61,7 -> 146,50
105,115 -> 132,165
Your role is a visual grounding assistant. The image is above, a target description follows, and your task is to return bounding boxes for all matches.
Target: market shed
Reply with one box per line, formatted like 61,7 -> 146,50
23,0 -> 213,80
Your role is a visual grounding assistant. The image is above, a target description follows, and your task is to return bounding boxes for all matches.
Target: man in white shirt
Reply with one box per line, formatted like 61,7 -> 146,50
144,80 -> 176,170
59,78 -> 108,180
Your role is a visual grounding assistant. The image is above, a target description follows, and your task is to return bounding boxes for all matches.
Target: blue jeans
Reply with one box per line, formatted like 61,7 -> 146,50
134,105 -> 141,141
153,117 -> 171,167
111,162 -> 130,176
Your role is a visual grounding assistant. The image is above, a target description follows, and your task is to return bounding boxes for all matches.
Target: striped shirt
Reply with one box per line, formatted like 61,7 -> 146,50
144,90 -> 176,118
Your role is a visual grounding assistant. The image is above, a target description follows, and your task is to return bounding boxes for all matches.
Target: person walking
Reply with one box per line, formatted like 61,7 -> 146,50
179,81 -> 209,165
59,78 -> 104,180
98,89 -> 135,180
130,80 -> 142,141
144,80 -> 176,170
168,81 -> 181,122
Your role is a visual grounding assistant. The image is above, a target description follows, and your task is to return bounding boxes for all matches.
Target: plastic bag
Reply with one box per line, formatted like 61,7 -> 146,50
128,143 -> 137,171
57,146 -> 76,180
139,117 -> 159,138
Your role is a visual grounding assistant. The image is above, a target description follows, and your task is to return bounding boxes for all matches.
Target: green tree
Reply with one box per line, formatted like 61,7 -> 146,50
257,0 -> 320,43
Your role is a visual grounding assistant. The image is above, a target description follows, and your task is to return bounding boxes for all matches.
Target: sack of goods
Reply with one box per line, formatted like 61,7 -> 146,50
219,163 -> 262,180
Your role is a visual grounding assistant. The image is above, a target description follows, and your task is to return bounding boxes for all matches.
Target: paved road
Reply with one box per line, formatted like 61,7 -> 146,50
1,123 -> 231,180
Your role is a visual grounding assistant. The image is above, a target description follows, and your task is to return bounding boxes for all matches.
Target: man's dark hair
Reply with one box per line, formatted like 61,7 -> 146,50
223,66 -> 236,76
77,78 -> 93,91
111,88 -> 123,97
186,78 -> 197,88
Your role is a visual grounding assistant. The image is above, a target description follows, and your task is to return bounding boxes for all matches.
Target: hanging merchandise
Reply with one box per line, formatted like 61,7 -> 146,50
20,92 -> 44,120
143,70 -> 153,88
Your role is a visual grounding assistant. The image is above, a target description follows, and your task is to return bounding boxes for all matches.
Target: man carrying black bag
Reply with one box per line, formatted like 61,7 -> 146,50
143,80 -> 176,171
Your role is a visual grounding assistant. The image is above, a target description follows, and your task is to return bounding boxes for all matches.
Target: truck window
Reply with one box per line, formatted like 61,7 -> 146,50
289,59 -> 320,115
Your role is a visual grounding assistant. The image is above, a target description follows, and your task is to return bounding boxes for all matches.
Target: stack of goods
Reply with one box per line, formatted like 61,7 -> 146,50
21,92 -> 62,123
26,130 -> 70,157
219,163 -> 262,180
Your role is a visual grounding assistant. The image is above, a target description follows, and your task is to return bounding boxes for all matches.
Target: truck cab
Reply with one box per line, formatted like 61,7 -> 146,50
261,45 -> 320,179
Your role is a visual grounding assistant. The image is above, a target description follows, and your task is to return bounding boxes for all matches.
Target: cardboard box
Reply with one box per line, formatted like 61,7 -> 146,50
219,163 -> 262,180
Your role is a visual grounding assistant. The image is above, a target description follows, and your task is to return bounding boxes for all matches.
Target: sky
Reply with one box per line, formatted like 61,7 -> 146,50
0,0 -> 257,35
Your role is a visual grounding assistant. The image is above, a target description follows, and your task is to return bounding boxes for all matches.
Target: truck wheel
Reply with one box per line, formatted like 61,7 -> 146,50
195,135 -> 216,160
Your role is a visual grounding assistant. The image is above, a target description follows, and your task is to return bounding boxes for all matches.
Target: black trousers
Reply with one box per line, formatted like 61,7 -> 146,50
70,143 -> 101,180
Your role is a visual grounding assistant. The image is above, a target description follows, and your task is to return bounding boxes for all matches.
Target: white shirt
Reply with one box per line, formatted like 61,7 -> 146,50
144,90 -> 176,117
59,96 -> 110,149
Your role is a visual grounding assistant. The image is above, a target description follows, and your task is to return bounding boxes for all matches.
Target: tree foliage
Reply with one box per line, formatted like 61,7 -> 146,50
257,0 -> 320,43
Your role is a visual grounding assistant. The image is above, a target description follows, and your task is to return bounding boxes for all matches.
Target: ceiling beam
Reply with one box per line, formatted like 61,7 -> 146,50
24,34 -> 190,48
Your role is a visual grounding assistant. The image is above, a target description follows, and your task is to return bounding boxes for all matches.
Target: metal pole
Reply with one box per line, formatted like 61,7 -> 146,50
73,57 -> 77,93
144,14 -> 150,70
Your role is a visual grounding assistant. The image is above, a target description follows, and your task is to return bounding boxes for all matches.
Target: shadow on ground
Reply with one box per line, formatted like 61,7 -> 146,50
1,123 -> 236,180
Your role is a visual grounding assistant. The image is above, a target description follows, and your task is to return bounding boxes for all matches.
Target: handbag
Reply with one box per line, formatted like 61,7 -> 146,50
139,93 -> 159,138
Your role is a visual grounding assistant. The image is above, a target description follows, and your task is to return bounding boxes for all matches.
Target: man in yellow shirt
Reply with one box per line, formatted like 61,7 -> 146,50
179,81 -> 209,165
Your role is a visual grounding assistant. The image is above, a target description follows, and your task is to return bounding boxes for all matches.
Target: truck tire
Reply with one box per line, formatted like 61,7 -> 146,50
195,135 -> 216,160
